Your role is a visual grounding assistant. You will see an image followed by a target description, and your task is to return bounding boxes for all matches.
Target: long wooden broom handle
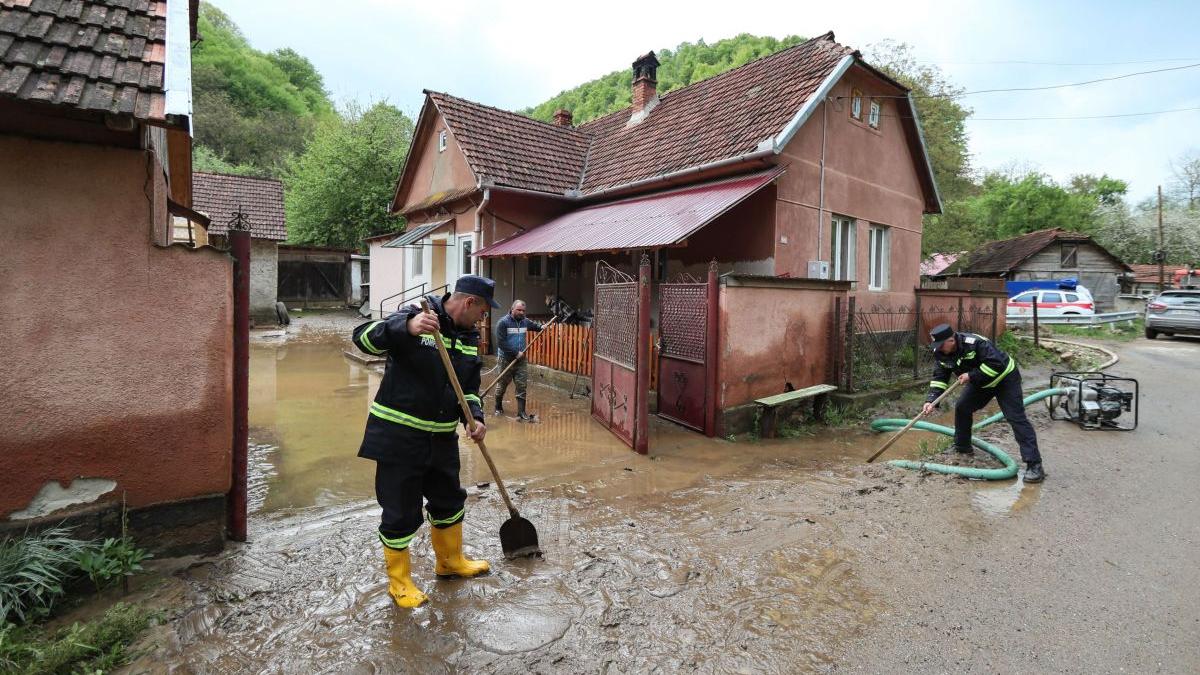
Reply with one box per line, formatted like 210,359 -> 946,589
419,300 -> 519,517
867,378 -> 963,464
481,314 -> 561,397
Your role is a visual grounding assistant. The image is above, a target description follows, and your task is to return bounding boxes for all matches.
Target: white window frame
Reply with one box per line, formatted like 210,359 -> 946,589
438,129 -> 447,153
831,215 -> 856,281
850,89 -> 863,120
868,100 -> 881,128
408,242 -> 425,280
459,234 -> 474,277
868,224 -> 889,291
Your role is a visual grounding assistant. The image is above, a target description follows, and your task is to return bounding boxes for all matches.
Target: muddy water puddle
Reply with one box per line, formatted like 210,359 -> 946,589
142,338 -> 1035,672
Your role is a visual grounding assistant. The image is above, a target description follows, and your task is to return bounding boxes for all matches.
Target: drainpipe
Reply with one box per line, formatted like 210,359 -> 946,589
817,97 -> 828,265
228,228 -> 250,543
475,187 -> 490,348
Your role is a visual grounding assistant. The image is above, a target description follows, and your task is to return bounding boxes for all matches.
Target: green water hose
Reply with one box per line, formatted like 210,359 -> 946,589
869,388 -> 1068,480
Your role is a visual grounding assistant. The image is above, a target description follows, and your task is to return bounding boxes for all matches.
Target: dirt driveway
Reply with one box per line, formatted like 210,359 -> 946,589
125,335 -> 1200,674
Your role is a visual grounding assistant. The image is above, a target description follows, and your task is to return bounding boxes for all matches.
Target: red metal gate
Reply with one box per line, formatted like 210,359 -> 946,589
656,262 -> 719,436
592,257 -> 651,453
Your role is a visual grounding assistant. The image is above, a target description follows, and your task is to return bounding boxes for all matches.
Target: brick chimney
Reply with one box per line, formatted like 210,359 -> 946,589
553,108 -> 573,127
629,51 -> 660,124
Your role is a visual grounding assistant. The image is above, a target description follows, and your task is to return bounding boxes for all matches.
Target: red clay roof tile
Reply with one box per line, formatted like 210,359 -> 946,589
193,172 -> 288,242
420,33 -> 855,198
0,0 -> 171,123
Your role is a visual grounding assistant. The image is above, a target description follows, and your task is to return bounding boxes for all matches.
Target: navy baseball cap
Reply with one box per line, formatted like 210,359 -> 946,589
455,274 -> 500,309
929,323 -> 955,351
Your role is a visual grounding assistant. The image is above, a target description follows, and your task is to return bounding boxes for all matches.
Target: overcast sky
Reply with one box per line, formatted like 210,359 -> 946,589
210,0 -> 1199,201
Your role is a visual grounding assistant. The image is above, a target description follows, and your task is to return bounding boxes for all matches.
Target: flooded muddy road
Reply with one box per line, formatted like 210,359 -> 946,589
127,318 -> 1200,673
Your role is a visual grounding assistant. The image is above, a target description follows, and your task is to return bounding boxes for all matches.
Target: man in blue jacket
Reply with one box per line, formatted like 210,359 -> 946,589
351,275 -> 497,608
493,299 -> 543,421
922,323 -> 1045,483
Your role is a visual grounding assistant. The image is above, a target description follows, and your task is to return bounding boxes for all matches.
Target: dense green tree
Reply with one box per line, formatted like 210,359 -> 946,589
191,5 -> 333,175
522,34 -> 806,124
1068,173 -> 1128,206
962,172 -> 1099,240
191,143 -> 265,177
284,102 -> 414,249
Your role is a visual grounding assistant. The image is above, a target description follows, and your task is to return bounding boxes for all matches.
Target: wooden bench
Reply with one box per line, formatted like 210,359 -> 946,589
754,384 -> 838,439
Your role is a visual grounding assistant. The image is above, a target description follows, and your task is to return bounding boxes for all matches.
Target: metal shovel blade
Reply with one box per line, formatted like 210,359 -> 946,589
500,514 -> 541,559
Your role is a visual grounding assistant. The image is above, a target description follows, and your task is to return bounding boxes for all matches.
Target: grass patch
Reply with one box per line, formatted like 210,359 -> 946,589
1044,319 -> 1143,343
915,437 -> 952,460
0,527 -> 91,625
0,602 -> 157,674
996,330 -> 1059,364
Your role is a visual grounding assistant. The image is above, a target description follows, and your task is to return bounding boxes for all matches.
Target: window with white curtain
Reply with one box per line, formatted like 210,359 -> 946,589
831,215 -> 856,281
869,224 -> 890,290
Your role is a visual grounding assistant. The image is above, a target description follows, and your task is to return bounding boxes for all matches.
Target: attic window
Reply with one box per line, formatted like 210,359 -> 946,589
1061,243 -> 1078,267
438,130 -> 447,152
851,89 -> 863,120
868,100 -> 881,128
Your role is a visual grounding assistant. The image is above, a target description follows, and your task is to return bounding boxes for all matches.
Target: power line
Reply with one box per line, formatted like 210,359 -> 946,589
968,106 -> 1200,121
952,62 -> 1200,96
921,57 -> 1200,67
874,105 -> 1200,122
840,62 -> 1200,100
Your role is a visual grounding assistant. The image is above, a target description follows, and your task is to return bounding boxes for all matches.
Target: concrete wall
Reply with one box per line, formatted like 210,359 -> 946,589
368,240 -> 407,318
0,135 -> 233,533
773,65 -> 927,310
716,279 -> 848,419
250,238 -> 278,322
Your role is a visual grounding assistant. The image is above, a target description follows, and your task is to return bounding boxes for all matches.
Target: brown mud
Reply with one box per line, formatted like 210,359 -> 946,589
119,317 -> 1197,673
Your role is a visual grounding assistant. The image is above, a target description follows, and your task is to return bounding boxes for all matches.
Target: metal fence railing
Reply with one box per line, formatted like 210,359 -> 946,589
837,296 -> 1002,393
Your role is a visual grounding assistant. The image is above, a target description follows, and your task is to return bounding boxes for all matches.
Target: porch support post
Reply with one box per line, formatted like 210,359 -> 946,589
704,260 -> 719,437
635,254 -> 652,454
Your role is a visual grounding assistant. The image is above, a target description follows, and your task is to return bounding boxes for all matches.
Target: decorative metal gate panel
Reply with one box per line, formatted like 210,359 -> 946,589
656,262 -> 718,435
592,258 -> 651,453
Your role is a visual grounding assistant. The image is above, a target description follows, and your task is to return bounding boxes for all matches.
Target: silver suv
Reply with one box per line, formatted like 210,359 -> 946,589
1145,290 -> 1200,339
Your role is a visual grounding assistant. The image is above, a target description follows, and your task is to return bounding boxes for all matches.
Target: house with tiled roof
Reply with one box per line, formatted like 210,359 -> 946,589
943,228 -> 1133,310
192,171 -> 287,322
1,0 -> 232,554
377,32 -> 943,428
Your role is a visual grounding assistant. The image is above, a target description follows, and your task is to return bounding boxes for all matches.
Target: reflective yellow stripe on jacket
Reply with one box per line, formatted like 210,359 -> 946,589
979,356 -> 1016,388
370,402 -> 458,433
358,321 -> 385,354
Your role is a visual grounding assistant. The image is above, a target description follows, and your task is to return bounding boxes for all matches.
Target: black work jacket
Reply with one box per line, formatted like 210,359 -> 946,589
926,332 -> 1017,403
352,294 -> 484,461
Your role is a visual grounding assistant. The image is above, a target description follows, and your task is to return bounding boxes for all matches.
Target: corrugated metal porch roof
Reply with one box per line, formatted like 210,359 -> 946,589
383,219 -> 452,247
475,167 -> 784,258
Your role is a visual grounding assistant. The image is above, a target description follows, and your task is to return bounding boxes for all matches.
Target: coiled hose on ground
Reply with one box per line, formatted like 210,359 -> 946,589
869,388 -> 1068,480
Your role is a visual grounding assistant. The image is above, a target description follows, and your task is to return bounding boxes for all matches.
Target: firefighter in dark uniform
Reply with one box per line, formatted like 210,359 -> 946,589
923,323 -> 1046,483
351,275 -> 499,608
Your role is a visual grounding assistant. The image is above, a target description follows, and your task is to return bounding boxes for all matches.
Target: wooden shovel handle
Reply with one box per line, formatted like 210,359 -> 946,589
867,378 -> 963,464
481,314 -> 561,398
419,300 -> 519,518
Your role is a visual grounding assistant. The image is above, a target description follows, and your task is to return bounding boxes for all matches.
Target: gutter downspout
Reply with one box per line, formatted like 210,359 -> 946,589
475,185 -> 490,349
817,96 -> 828,263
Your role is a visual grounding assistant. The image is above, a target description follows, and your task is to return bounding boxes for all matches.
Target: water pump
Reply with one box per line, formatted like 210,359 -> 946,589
1049,372 -> 1138,431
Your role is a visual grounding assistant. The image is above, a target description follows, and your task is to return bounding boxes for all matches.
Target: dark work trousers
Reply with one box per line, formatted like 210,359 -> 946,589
954,371 -> 1042,464
375,432 -> 467,549
494,352 -> 528,405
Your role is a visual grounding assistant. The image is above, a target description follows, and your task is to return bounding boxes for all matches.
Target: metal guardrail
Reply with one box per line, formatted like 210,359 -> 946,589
1005,311 -> 1138,325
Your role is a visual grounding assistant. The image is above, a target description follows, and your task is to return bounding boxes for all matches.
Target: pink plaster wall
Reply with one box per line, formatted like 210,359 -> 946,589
716,282 -> 847,412
394,107 -> 478,213
0,136 -> 233,517
773,65 -> 928,310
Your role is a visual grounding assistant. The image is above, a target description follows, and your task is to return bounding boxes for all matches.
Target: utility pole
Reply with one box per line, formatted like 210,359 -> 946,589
1158,185 -> 1165,293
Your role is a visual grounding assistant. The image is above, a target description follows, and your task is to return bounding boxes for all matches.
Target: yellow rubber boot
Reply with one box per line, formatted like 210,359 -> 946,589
430,523 -> 490,578
382,546 -> 428,608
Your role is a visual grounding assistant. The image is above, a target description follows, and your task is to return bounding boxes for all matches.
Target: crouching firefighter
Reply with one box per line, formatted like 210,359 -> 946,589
922,323 -> 1046,483
351,275 -> 500,608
